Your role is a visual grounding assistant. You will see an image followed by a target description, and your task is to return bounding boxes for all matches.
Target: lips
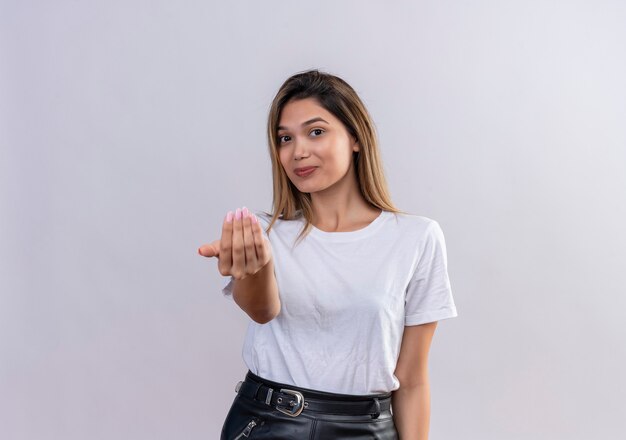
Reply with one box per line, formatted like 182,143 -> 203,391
294,167 -> 317,177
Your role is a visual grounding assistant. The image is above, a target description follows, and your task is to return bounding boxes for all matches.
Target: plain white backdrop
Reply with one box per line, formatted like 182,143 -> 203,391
1,1 -> 625,439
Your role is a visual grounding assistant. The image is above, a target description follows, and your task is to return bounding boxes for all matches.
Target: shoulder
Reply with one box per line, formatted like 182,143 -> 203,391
253,210 -> 272,224
251,209 -> 299,238
386,211 -> 443,240
252,210 -> 288,226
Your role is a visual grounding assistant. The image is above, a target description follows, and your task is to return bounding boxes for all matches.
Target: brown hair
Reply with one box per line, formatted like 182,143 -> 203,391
262,69 -> 405,245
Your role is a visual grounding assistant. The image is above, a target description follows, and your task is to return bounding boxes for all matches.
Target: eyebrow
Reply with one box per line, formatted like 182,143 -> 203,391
277,117 -> 329,131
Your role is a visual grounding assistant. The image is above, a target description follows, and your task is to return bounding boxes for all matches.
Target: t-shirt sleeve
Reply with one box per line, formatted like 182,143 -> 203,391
404,220 -> 458,326
221,210 -> 271,301
221,275 -> 236,301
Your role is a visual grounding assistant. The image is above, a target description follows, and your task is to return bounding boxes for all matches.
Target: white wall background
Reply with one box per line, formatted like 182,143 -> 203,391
1,1 -> 625,439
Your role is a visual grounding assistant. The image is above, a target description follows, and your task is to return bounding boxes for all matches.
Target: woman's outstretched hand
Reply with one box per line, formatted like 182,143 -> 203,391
197,206 -> 272,280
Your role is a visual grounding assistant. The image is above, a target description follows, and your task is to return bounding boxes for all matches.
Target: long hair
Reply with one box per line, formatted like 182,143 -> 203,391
263,69 -> 405,245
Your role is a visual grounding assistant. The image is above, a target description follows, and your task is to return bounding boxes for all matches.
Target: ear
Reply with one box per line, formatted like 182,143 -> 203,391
352,137 -> 360,152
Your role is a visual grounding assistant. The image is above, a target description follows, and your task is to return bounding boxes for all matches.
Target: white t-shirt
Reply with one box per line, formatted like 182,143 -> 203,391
221,209 -> 458,395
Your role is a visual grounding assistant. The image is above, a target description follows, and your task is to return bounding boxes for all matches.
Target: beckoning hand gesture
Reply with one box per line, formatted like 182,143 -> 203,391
197,206 -> 272,280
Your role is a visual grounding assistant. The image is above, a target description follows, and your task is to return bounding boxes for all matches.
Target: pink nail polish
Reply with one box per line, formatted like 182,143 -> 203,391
226,211 -> 233,222
242,206 -> 249,218
235,208 -> 242,220
251,214 -> 258,224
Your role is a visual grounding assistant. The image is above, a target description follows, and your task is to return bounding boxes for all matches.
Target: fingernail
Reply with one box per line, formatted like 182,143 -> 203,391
235,208 -> 242,220
251,214 -> 258,224
226,211 -> 233,222
197,247 -> 202,255
242,206 -> 249,218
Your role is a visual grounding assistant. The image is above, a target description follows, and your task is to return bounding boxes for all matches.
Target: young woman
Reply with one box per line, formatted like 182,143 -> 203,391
198,69 -> 458,439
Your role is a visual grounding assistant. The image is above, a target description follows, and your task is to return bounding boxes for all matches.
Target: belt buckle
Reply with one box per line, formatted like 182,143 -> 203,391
276,388 -> 305,417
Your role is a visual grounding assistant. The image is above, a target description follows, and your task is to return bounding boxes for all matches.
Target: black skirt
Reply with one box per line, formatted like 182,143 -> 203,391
221,370 -> 399,440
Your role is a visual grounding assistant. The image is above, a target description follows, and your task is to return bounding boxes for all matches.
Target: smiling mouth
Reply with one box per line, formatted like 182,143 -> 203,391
295,167 -> 317,177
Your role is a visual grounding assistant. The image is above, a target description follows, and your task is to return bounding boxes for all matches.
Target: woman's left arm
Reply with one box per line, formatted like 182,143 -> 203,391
391,322 -> 438,440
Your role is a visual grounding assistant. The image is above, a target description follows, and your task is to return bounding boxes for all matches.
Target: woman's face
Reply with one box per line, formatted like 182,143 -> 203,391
276,97 -> 359,195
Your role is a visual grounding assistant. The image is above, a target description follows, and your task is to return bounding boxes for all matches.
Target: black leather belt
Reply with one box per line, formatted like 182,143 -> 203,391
235,371 -> 391,419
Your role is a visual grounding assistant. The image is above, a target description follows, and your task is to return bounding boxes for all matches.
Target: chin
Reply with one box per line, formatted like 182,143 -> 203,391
294,184 -> 314,193
291,182 -> 316,194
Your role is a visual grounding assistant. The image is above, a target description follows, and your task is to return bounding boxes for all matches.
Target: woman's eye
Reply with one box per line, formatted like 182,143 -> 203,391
310,128 -> 324,137
278,135 -> 290,143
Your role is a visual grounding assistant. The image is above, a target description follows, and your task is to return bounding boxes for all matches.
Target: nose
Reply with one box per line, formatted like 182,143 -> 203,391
293,137 -> 310,160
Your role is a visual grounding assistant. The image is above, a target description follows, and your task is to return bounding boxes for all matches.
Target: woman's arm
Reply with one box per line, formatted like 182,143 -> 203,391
232,258 -> 280,323
391,322 -> 438,440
